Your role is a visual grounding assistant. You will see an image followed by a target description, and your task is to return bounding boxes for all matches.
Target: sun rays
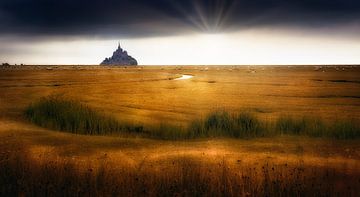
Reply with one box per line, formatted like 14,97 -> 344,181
166,0 -> 236,33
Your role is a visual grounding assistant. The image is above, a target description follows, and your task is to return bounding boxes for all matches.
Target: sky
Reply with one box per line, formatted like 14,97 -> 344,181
1,0 -> 360,65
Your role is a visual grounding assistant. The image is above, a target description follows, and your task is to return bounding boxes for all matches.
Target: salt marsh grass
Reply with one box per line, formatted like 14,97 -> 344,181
25,96 -> 360,140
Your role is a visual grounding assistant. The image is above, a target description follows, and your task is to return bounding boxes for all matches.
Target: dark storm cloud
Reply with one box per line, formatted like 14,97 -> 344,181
0,0 -> 359,38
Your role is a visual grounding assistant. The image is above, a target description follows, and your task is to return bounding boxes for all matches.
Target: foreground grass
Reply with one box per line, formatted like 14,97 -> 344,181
25,96 -> 360,140
1,145 -> 359,197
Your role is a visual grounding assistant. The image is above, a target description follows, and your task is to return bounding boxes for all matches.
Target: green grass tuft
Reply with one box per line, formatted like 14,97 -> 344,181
25,95 -> 125,135
234,112 -> 264,138
188,111 -> 264,139
329,120 -> 360,139
276,115 -> 307,135
275,115 -> 359,139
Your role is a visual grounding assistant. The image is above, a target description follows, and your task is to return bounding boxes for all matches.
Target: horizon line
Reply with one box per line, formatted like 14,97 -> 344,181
3,64 -> 360,66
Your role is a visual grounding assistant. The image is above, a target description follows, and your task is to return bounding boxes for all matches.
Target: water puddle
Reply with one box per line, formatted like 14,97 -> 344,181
174,74 -> 194,81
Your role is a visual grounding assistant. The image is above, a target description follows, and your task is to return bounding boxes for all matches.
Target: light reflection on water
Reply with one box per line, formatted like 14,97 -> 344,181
174,75 -> 193,80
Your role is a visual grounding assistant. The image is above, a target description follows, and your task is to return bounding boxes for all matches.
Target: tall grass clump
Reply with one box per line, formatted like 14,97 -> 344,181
276,116 -> 307,135
234,112 -> 264,137
188,112 -> 359,140
188,111 -> 264,138
328,120 -> 360,139
275,116 -> 326,136
275,115 -> 360,139
25,95 -> 125,135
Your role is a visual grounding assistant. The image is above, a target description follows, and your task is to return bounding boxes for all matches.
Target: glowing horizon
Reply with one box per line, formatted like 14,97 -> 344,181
1,28 -> 360,65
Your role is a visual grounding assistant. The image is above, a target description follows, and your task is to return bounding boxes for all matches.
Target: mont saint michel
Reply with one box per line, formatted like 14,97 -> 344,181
100,43 -> 138,66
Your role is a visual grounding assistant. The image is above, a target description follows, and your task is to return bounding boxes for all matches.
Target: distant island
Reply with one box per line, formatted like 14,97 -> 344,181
100,43 -> 138,66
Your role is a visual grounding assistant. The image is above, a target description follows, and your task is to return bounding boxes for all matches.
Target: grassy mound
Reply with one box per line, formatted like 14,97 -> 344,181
25,96 -> 125,135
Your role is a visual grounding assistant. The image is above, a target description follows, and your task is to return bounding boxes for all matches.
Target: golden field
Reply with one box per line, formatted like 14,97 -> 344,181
1,65 -> 360,196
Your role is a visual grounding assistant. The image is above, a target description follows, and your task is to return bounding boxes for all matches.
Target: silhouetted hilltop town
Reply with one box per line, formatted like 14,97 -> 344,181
101,43 -> 138,66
